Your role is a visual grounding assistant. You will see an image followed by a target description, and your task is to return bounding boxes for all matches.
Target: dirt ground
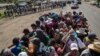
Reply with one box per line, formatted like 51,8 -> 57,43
0,7 -> 68,51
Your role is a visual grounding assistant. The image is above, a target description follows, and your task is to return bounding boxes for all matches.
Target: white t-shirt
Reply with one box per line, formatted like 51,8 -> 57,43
18,52 -> 28,56
67,38 -> 86,49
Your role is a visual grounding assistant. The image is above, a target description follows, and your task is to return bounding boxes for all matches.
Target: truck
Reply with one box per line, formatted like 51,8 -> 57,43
77,0 -> 82,4
67,0 -> 82,4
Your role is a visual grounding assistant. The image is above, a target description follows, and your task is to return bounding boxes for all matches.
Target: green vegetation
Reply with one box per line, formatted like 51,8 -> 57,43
0,0 -> 18,3
97,0 -> 100,5
0,0 -> 5,3
0,10 -> 5,19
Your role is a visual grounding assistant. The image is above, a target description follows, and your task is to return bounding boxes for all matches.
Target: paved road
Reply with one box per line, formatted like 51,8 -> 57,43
0,2 -> 100,52
77,2 -> 100,39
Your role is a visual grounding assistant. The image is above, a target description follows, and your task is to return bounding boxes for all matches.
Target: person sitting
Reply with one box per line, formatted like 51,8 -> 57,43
64,43 -> 79,56
1,48 -> 15,56
18,51 -> 28,56
83,33 -> 98,46
80,41 -> 100,56
10,37 -> 22,56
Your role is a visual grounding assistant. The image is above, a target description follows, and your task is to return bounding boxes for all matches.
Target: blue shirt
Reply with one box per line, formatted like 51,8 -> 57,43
11,43 -> 21,56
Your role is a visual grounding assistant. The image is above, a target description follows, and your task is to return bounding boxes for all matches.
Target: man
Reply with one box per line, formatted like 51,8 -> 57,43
64,43 -> 79,56
80,41 -> 100,56
1,48 -> 15,56
10,37 -> 22,56
83,33 -> 98,46
62,29 -> 86,53
18,52 -> 28,56
67,34 -> 86,50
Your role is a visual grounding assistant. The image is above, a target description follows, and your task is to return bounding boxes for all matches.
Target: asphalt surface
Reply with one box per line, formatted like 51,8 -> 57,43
77,2 -> 100,39
0,2 -> 100,52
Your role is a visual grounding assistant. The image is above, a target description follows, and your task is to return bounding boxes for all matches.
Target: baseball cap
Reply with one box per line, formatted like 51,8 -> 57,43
70,43 -> 78,51
18,52 -> 28,56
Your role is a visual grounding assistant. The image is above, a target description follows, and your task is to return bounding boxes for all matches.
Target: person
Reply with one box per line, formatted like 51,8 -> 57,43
80,41 -> 100,56
67,34 -> 86,49
56,41 -> 65,56
83,33 -> 98,46
48,39 -> 58,56
1,48 -> 15,56
62,28 -> 86,54
18,51 -> 28,56
60,2 -> 64,9
53,32 -> 62,44
31,23 -> 37,36
73,11 -> 80,23
76,28 -> 87,41
29,38 -> 48,56
22,38 -> 38,56
10,37 -> 22,56
79,12 -> 84,18
21,28 -> 32,47
64,43 -> 79,56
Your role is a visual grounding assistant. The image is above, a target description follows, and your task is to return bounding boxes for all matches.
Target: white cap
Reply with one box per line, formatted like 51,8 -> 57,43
55,29 -> 60,32
76,28 -> 87,35
70,43 -> 78,51
18,52 -> 28,56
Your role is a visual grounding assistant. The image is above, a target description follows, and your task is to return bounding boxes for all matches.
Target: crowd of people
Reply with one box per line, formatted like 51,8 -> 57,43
0,11 -> 100,56
4,1 -> 66,17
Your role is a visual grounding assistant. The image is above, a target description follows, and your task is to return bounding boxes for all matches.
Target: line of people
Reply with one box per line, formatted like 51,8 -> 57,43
0,11 -> 100,56
3,1 -> 67,17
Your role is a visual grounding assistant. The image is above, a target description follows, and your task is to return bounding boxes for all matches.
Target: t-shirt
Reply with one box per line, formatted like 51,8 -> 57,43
83,37 -> 92,46
11,44 -> 21,56
49,46 -> 58,56
67,38 -> 86,49
80,49 -> 90,56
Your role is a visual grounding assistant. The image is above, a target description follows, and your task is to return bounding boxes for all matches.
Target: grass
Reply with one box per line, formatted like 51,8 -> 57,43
0,10 -> 5,19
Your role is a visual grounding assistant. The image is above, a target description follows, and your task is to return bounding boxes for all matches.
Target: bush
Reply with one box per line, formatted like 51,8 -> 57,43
0,11 -> 5,19
0,13 -> 1,16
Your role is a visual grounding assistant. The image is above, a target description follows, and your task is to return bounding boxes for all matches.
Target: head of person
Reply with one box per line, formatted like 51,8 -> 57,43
70,34 -> 75,41
40,25 -> 46,31
23,28 -> 30,35
1,48 -> 14,56
69,43 -> 79,56
73,11 -> 77,15
32,38 -> 41,47
39,17 -> 44,22
88,41 -> 100,56
79,12 -> 82,15
53,32 -> 60,40
31,23 -> 37,31
49,39 -> 57,47
68,12 -> 72,16
12,37 -> 20,45
36,20 -> 40,27
88,33 -> 97,42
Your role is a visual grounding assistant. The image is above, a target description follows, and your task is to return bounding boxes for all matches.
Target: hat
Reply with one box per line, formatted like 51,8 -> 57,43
76,28 -> 87,35
18,52 -> 28,56
88,33 -> 97,39
55,29 -> 60,33
88,41 -> 100,53
70,43 -> 78,51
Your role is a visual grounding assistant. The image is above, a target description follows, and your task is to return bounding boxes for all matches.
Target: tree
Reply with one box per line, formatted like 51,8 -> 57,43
97,0 -> 100,6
